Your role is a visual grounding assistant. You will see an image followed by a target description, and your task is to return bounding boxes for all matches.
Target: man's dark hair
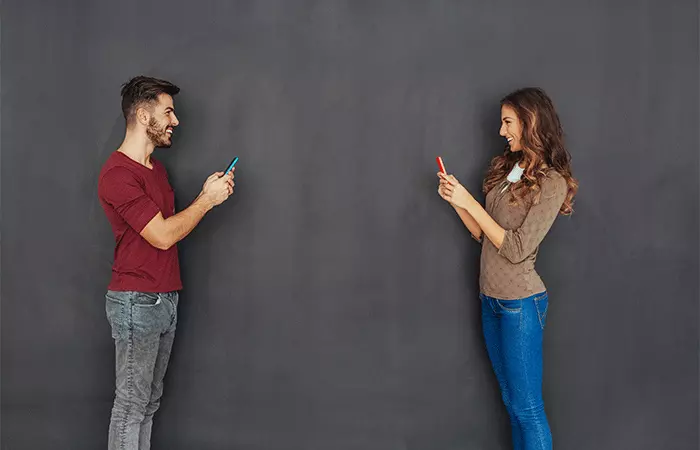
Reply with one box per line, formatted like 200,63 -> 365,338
120,76 -> 180,125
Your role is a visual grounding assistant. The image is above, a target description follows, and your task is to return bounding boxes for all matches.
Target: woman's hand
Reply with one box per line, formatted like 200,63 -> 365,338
437,172 -> 473,210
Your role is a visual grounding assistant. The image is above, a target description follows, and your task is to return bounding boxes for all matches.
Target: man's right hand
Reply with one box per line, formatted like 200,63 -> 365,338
201,169 -> 234,208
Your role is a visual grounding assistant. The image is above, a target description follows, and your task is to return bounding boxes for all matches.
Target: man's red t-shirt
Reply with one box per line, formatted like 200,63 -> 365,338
98,151 -> 182,293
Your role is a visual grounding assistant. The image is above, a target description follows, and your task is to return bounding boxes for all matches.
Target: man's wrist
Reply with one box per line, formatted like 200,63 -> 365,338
194,192 -> 214,212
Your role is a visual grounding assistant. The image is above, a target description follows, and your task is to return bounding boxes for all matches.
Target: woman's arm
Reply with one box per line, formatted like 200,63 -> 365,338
438,174 -> 483,241
460,195 -> 505,248
454,205 -> 483,242
440,172 -> 567,263
439,173 -> 500,245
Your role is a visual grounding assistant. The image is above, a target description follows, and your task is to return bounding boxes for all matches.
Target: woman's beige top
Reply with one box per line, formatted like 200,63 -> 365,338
478,170 -> 567,300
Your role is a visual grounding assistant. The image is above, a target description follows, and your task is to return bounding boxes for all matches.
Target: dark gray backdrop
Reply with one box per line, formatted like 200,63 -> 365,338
2,1 -> 698,449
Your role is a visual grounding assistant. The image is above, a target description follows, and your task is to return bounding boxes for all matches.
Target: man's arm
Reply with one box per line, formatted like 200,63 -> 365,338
140,195 -> 212,250
141,171 -> 234,250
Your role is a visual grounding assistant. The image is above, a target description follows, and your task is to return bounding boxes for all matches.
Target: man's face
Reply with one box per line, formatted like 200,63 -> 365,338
145,93 -> 179,148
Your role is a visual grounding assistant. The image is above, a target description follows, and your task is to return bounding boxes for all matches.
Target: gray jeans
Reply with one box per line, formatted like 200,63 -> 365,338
105,290 -> 178,450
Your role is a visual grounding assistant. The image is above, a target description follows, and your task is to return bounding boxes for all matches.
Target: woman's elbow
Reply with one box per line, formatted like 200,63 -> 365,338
497,236 -> 529,264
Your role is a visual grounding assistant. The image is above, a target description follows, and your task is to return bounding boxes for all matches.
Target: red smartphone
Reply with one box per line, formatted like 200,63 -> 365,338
436,156 -> 446,174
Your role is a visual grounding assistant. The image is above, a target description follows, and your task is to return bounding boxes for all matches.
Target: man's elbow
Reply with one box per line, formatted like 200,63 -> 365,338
141,228 -> 173,251
143,234 -> 172,251
153,239 -> 173,251
140,214 -> 175,250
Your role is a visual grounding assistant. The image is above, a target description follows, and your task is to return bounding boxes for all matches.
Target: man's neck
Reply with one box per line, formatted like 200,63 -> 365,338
117,131 -> 155,168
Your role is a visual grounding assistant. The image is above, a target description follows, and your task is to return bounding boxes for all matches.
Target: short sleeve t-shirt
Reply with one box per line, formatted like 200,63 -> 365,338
98,151 -> 182,293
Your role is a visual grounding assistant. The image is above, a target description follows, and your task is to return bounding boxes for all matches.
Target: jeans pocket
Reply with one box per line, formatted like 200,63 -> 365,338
495,299 -> 522,313
131,293 -> 167,335
132,292 -> 161,307
534,294 -> 548,330
105,296 -> 128,340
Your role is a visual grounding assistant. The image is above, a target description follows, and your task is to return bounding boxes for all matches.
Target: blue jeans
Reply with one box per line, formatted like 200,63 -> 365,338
480,291 -> 552,450
105,290 -> 179,450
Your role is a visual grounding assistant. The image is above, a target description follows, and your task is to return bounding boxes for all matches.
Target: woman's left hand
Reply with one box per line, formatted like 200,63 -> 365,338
438,172 -> 473,210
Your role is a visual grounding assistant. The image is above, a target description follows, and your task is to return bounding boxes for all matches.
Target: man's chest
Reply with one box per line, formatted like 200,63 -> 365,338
142,174 -> 175,218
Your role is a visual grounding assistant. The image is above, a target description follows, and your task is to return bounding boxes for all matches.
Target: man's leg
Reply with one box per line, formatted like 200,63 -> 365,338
139,292 -> 178,450
106,291 -> 169,450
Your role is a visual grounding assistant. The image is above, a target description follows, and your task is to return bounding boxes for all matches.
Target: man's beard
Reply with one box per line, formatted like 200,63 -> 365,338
146,117 -> 172,148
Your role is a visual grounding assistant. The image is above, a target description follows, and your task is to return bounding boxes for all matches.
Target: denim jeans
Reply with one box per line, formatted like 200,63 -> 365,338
480,291 -> 552,450
105,290 -> 179,450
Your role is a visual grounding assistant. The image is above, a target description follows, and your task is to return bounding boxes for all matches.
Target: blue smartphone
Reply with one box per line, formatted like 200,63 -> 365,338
224,156 -> 239,175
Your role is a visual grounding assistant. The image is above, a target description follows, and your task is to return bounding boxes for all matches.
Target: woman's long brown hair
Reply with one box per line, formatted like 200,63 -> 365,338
483,87 -> 578,215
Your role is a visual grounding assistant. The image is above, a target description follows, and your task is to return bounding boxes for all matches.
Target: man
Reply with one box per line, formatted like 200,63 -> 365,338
97,76 -> 234,449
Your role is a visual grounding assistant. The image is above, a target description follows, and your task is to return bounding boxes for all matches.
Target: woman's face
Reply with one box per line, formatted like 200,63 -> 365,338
499,105 -> 523,152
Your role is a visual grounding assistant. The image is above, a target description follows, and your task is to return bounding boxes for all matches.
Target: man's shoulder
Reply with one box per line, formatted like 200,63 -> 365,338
98,153 -> 143,195
99,152 -> 138,178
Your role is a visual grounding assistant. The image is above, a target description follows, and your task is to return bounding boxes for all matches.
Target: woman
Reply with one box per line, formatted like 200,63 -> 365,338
437,87 -> 577,450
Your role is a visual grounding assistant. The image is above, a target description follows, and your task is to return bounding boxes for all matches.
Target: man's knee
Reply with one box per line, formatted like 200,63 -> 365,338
113,390 -> 150,419
144,397 -> 162,416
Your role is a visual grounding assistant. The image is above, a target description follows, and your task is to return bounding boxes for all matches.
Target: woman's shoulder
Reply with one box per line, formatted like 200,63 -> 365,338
542,168 -> 565,187
538,169 -> 567,203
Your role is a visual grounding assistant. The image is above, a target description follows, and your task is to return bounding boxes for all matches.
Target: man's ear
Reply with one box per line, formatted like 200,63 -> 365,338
136,106 -> 150,126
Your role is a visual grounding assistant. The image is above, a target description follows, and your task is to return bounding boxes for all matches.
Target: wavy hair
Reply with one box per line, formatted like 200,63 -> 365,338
483,87 -> 578,215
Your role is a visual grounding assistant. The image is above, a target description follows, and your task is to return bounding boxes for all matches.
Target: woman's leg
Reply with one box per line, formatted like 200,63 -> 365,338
481,294 -> 523,449
499,292 -> 552,450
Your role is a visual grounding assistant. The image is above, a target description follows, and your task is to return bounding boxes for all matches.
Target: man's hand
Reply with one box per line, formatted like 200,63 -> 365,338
200,169 -> 234,208
140,168 -> 236,250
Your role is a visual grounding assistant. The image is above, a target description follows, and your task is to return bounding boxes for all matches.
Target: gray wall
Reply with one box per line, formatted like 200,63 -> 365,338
2,1 -> 698,449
